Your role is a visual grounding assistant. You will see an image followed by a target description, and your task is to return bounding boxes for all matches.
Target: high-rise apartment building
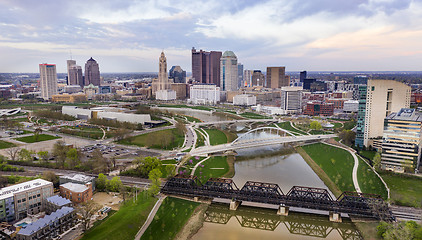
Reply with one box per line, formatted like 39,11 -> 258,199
280,87 -> 302,115
68,65 -> 83,87
39,63 -> 58,100
266,67 -> 287,88
381,108 -> 422,173
169,66 -> 186,83
353,75 -> 368,85
191,47 -> 222,85
84,57 -> 100,86
66,60 -> 76,84
251,70 -> 265,87
243,70 -> 253,87
300,71 -> 307,82
189,84 -> 220,105
220,51 -> 238,91
355,85 -> 368,147
237,63 -> 244,88
355,79 -> 411,148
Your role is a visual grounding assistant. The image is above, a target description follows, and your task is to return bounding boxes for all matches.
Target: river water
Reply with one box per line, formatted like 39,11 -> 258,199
161,108 -> 360,239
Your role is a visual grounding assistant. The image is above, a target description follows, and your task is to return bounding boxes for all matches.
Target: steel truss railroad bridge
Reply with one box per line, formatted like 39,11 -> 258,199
161,175 -> 395,222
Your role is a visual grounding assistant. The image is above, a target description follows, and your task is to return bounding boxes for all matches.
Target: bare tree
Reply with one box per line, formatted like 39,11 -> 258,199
77,201 -> 100,232
5,147 -> 20,162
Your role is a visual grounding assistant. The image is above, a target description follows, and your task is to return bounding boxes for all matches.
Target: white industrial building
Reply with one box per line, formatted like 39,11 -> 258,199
189,84 -> 220,105
156,89 -> 176,101
343,100 -> 359,113
233,94 -> 256,106
280,87 -> 302,115
62,106 -> 151,124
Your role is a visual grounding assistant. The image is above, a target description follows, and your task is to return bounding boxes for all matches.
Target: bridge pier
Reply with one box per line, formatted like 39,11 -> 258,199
277,205 -> 289,216
194,197 -> 199,202
229,200 -> 241,211
329,212 -> 342,222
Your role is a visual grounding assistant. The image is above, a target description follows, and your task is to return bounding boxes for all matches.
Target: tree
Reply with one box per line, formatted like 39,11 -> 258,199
34,127 -> 42,142
38,151 -> 49,163
338,130 -> 356,146
77,201 -> 100,232
0,176 -> 7,188
92,149 -> 109,173
18,149 -> 34,162
373,153 -> 381,170
52,141 -> 68,168
148,168 -> 162,196
135,156 -> 162,177
120,184 -> 128,202
42,171 -> 59,187
107,176 -> 122,192
310,121 -> 322,130
175,120 -> 187,135
5,147 -> 20,162
113,128 -> 131,141
66,148 -> 80,169
96,173 -> 108,191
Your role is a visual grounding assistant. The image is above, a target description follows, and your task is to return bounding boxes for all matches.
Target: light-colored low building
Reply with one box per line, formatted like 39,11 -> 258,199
0,179 -> 53,222
59,174 -> 96,192
63,85 -> 82,93
233,94 -> 256,106
51,93 -> 87,103
189,84 -> 220,105
381,108 -> 422,173
156,89 -> 176,101
343,100 -> 359,113
62,106 -> 151,124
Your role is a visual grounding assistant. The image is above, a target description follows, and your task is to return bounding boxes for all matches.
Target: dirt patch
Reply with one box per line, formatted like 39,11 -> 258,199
224,155 -> 235,178
92,192 -> 123,210
174,203 -> 208,240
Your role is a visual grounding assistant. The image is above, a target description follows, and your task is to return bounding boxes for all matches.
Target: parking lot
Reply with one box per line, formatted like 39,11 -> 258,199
81,143 -> 137,158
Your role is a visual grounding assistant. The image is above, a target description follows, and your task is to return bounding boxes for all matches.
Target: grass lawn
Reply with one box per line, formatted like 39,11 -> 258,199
331,122 -> 343,128
343,120 -> 356,130
60,126 -> 105,139
183,115 -> 201,123
301,143 -> 355,193
357,157 -> 388,199
195,130 -> 205,147
140,197 -> 200,240
15,134 -> 60,143
161,159 -> 177,164
204,128 -> 227,145
275,122 -> 302,136
379,171 -> 422,208
81,192 -> 157,240
119,128 -> 184,150
195,156 -> 229,183
239,112 -> 270,119
0,140 -> 16,149
309,129 -> 331,135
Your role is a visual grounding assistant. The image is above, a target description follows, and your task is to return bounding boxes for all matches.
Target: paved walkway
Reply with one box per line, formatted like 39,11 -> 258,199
134,195 -> 166,240
190,156 -> 211,176
322,142 -> 361,193
290,121 -> 309,135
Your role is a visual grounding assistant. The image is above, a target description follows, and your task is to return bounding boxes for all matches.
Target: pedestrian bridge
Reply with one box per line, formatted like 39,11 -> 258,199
189,133 -> 336,156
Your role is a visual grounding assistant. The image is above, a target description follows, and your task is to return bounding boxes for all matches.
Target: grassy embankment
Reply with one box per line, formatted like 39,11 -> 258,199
60,126 -> 106,139
119,128 -> 184,150
14,134 -> 60,143
357,156 -> 388,199
0,140 -> 16,149
81,192 -> 157,240
203,129 -> 227,145
239,112 -> 271,119
275,122 -> 303,136
140,197 -> 200,240
380,171 -> 422,208
194,156 -> 233,183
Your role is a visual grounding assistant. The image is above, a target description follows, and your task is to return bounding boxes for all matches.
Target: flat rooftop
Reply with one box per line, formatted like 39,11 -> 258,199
61,182 -> 89,193
18,207 -> 74,236
386,108 -> 422,122
46,195 -> 71,207
0,179 -> 52,201
60,173 -> 94,183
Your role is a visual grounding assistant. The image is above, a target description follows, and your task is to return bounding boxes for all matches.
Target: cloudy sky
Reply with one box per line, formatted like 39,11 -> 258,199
1,0 -> 422,73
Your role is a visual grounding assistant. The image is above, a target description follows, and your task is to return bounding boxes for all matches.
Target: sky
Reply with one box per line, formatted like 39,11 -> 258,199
1,0 -> 422,73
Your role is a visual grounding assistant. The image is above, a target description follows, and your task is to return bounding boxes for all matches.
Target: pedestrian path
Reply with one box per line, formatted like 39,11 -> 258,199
134,195 -> 166,240
190,156 -> 211,176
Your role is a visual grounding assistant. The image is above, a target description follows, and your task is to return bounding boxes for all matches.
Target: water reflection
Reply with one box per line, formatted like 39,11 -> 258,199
196,203 -> 362,240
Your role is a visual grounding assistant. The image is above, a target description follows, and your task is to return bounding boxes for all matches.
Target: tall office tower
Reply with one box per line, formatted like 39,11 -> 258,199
157,51 -> 170,91
84,57 -> 101,86
66,60 -> 76,84
191,47 -> 222,85
169,66 -> 186,83
237,63 -> 244,88
381,108 -> 422,173
353,75 -> 368,85
243,70 -> 253,87
266,67 -> 287,88
220,51 -> 238,91
251,70 -> 265,86
300,71 -> 307,82
280,87 -> 302,115
355,79 -> 411,148
355,85 -> 368,148
39,63 -> 58,100
68,65 -> 83,87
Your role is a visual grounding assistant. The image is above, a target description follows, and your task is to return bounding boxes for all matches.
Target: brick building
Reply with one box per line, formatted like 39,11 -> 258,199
60,183 -> 92,204
304,101 -> 334,116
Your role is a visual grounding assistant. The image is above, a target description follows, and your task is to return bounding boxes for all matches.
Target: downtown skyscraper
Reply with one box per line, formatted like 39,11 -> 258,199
220,51 -> 238,91
67,59 -> 83,87
84,57 -> 101,86
266,67 -> 288,88
39,63 -> 58,100
191,47 -> 222,86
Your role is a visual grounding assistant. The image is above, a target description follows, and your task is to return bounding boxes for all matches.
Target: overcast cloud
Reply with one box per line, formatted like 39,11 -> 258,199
0,0 -> 422,72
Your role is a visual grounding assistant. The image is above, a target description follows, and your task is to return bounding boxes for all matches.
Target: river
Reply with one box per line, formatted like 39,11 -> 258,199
160,108 -> 361,239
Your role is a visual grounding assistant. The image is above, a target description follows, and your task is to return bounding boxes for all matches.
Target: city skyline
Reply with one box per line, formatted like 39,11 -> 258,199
1,0 -> 422,73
